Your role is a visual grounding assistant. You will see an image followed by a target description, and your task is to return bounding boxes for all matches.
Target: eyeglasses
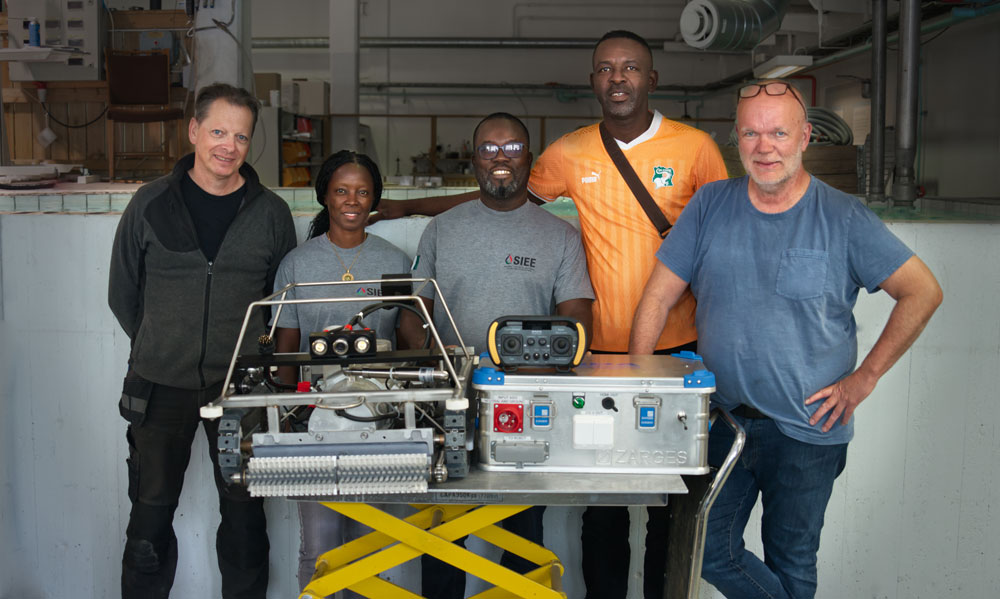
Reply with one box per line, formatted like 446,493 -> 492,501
476,141 -> 525,160
737,82 -> 808,117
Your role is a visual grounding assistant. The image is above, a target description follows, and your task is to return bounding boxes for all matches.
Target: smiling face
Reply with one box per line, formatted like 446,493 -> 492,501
473,118 -> 532,207
736,90 -> 812,196
590,37 -> 657,120
187,99 -> 254,188
324,162 -> 375,235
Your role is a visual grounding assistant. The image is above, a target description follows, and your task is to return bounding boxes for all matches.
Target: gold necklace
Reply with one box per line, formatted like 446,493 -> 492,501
327,232 -> 366,281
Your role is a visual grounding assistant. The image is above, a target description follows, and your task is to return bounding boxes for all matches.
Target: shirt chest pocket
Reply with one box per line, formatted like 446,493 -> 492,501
775,249 -> 828,300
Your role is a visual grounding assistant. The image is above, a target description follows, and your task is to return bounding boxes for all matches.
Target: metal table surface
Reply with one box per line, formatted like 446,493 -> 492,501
298,469 -> 689,506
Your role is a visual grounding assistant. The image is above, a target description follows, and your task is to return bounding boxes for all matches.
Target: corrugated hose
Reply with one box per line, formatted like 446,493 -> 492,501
728,106 -> 854,146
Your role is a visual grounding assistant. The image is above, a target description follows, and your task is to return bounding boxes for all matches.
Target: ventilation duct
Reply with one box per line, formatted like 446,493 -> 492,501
680,0 -> 791,50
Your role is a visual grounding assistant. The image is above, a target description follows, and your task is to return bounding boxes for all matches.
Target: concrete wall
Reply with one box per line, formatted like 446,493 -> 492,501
1,211 -> 997,598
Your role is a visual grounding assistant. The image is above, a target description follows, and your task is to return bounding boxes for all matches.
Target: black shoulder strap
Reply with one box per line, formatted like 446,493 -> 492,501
598,122 -> 671,238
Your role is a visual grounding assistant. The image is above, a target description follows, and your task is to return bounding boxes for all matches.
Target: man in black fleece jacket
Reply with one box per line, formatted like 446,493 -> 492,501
109,83 -> 297,599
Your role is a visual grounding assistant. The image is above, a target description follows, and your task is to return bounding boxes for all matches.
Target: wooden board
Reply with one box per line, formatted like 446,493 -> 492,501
110,9 -> 190,30
2,82 -> 190,177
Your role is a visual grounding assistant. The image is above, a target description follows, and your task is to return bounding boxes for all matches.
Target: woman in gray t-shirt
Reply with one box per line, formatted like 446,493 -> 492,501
272,150 -> 411,593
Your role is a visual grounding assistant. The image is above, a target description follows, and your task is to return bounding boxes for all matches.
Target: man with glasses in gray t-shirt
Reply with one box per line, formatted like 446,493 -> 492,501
401,112 -> 594,599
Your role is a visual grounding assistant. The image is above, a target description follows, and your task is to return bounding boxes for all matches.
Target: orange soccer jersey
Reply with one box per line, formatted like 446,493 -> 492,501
528,111 -> 727,352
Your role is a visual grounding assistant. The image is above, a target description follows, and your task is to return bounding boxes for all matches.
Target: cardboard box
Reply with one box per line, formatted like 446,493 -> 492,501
254,72 -> 281,106
280,80 -> 299,113
294,79 -> 329,115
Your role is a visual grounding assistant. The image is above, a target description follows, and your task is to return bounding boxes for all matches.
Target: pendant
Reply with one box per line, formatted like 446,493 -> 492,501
342,272 -> 354,281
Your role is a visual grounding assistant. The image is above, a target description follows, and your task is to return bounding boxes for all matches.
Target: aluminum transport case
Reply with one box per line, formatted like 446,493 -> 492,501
474,353 -> 715,475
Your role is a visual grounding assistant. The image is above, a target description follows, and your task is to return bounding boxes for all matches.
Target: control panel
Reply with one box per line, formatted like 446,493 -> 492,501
487,315 -> 586,371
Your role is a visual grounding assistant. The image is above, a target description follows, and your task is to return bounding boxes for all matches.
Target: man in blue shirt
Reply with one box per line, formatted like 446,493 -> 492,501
629,80 -> 942,598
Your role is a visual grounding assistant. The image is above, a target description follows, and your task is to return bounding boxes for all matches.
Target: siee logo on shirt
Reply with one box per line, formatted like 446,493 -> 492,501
505,254 -> 537,271
652,166 -> 675,189
355,286 -> 383,296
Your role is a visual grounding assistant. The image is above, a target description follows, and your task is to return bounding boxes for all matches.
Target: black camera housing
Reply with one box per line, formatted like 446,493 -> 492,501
308,325 -> 377,359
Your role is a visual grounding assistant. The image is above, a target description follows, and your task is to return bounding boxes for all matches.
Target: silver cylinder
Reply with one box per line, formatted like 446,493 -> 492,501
869,0 -> 887,202
680,0 -> 790,51
892,0 -> 921,207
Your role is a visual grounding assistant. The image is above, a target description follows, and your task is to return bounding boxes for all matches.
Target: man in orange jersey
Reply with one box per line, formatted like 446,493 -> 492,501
370,31 -> 726,598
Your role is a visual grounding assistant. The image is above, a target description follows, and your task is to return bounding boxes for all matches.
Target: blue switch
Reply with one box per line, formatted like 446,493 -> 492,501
638,406 -> 657,429
532,403 -> 552,428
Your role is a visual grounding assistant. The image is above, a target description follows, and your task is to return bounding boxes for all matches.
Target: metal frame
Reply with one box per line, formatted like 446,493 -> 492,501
682,408 -> 747,597
200,277 -> 473,418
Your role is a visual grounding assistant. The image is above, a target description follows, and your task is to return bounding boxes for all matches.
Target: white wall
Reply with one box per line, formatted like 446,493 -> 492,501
1,212 -> 997,598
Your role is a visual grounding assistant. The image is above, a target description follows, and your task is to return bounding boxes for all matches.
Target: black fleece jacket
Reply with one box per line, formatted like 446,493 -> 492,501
109,154 -> 298,389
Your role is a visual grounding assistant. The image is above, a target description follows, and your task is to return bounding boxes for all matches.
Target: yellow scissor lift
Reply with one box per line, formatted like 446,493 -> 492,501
294,436 -> 744,599
304,503 -> 562,599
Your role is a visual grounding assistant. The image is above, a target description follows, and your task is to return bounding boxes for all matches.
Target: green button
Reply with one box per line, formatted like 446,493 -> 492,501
572,395 -> 585,409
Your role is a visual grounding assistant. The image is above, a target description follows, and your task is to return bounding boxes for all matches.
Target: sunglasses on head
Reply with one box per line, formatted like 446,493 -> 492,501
737,81 -> 808,117
476,141 -> 525,160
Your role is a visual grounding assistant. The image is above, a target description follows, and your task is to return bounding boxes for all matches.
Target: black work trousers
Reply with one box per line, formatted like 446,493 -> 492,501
582,341 -> 697,599
122,382 -> 269,599
582,505 -> 669,598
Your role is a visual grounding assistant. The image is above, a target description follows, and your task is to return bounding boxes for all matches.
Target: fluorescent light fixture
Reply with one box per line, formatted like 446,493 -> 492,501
753,55 -> 813,79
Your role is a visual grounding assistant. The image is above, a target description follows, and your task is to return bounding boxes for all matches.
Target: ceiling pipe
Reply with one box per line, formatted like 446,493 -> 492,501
361,82 -> 592,91
359,81 -> 721,97
891,0 -> 920,208
650,3 -> 964,88
354,3 -> 997,99
359,37 -> 666,50
256,37 -> 660,49
255,4 -> 992,108
252,36 -> 746,55
808,2 -> 1000,70
868,0 -> 887,203
921,196 -> 1000,206
679,0 -> 791,50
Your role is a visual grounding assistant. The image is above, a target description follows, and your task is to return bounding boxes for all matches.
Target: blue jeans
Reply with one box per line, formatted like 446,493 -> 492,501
702,415 -> 847,599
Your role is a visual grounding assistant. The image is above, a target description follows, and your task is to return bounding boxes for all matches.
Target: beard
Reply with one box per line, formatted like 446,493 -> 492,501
741,149 -> 804,194
476,167 -> 527,201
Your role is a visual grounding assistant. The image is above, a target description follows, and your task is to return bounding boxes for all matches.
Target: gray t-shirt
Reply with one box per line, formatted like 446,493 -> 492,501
413,199 -> 594,353
273,234 -> 412,350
